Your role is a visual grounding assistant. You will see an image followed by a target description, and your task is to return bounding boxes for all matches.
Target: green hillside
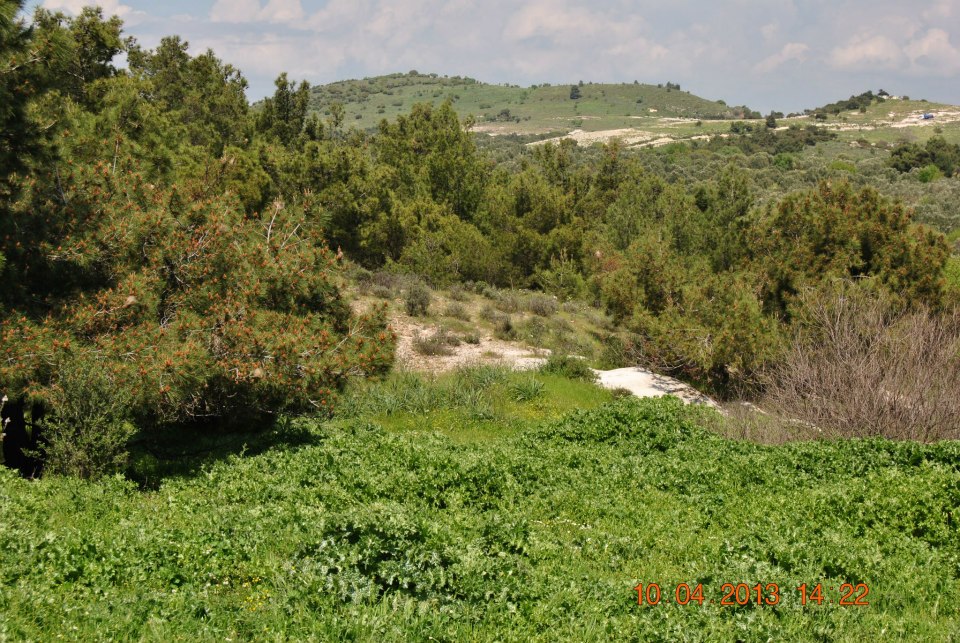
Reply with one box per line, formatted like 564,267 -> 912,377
307,74 -> 960,151
308,71 -> 751,134
807,96 -> 960,146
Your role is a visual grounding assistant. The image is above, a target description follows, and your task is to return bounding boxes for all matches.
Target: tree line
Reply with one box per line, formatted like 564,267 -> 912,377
0,2 -> 951,476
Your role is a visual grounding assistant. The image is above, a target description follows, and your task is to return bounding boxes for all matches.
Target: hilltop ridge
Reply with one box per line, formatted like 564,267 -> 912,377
304,73 -> 960,150
307,71 -> 753,134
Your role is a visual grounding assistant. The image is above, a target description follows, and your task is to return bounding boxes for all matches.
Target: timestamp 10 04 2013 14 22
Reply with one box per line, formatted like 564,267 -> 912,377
634,582 -> 870,607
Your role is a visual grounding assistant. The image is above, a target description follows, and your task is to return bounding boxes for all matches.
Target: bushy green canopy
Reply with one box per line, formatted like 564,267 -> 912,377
0,7 -> 393,468
0,4 -> 954,476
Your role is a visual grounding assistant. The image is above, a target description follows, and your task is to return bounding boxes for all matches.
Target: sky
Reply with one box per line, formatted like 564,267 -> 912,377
25,0 -> 960,113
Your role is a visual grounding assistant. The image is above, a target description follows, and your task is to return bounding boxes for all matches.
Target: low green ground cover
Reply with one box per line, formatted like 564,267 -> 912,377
1,372 -> 958,641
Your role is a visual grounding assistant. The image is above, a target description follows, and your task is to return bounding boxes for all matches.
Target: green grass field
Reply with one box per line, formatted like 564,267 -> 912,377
2,368 -> 958,641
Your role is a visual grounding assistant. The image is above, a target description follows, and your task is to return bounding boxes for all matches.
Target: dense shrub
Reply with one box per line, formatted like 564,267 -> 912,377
888,136 -> 960,175
493,290 -> 522,313
492,315 -> 516,340
478,304 -> 499,323
447,284 -> 469,301
525,293 -> 559,317
529,396 -> 702,447
404,283 -> 432,316
0,15 -> 395,473
715,123 -> 836,155
3,4 -> 957,481
2,382 -> 960,637
517,317 -> 549,344
539,354 -> 596,381
918,164 -> 944,183
751,181 -> 949,314
809,90 -> 879,115
1,165 -> 395,434
371,285 -> 395,299
39,359 -> 136,479
534,254 -> 587,301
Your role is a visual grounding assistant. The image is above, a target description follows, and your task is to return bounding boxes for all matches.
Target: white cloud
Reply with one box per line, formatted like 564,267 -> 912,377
439,0 -> 476,16
260,0 -> 304,24
42,0 -> 135,19
199,32 -> 337,77
304,0 -> 372,32
210,0 -> 261,23
904,28 -> 960,74
502,0 -> 652,44
829,34 -> 905,71
922,1 -> 953,21
494,0 -> 679,80
754,42 -> 808,73
828,27 -> 960,76
365,2 -> 426,42
760,22 -> 780,43
40,0 -> 152,26
503,1 -> 601,42
210,0 -> 304,25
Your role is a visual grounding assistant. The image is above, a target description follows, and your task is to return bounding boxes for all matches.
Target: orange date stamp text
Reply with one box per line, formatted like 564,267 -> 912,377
633,582 -> 870,607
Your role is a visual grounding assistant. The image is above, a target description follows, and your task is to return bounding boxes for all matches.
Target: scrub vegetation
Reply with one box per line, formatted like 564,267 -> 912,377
1,3 -> 959,639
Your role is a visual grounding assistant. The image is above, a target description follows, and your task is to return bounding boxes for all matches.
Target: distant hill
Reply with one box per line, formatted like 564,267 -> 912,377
302,74 -> 960,150
307,71 -> 753,134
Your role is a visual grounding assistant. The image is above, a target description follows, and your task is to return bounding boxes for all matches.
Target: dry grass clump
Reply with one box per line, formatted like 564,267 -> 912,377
526,294 -> 559,317
448,284 -> 470,301
357,269 -> 411,299
561,300 -> 583,314
444,302 -> 470,321
479,304 -> 499,323
763,283 -> 960,442
493,291 -> 522,314
701,403 -> 821,445
478,305 -> 516,339
412,327 -> 462,356
518,317 -> 548,343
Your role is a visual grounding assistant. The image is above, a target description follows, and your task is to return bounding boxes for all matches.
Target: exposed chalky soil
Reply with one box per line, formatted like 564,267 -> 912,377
391,317 -> 549,374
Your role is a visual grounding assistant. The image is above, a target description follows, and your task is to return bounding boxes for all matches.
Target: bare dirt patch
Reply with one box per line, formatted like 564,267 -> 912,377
593,367 -> 719,408
470,123 -> 555,136
635,136 -> 676,148
355,289 -> 716,406
890,110 -> 960,128
390,316 -> 716,407
528,128 -> 657,147
392,317 -> 549,374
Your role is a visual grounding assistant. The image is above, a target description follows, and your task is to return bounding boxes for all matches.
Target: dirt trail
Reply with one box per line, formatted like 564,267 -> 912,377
392,319 -> 549,373
393,318 -> 717,407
